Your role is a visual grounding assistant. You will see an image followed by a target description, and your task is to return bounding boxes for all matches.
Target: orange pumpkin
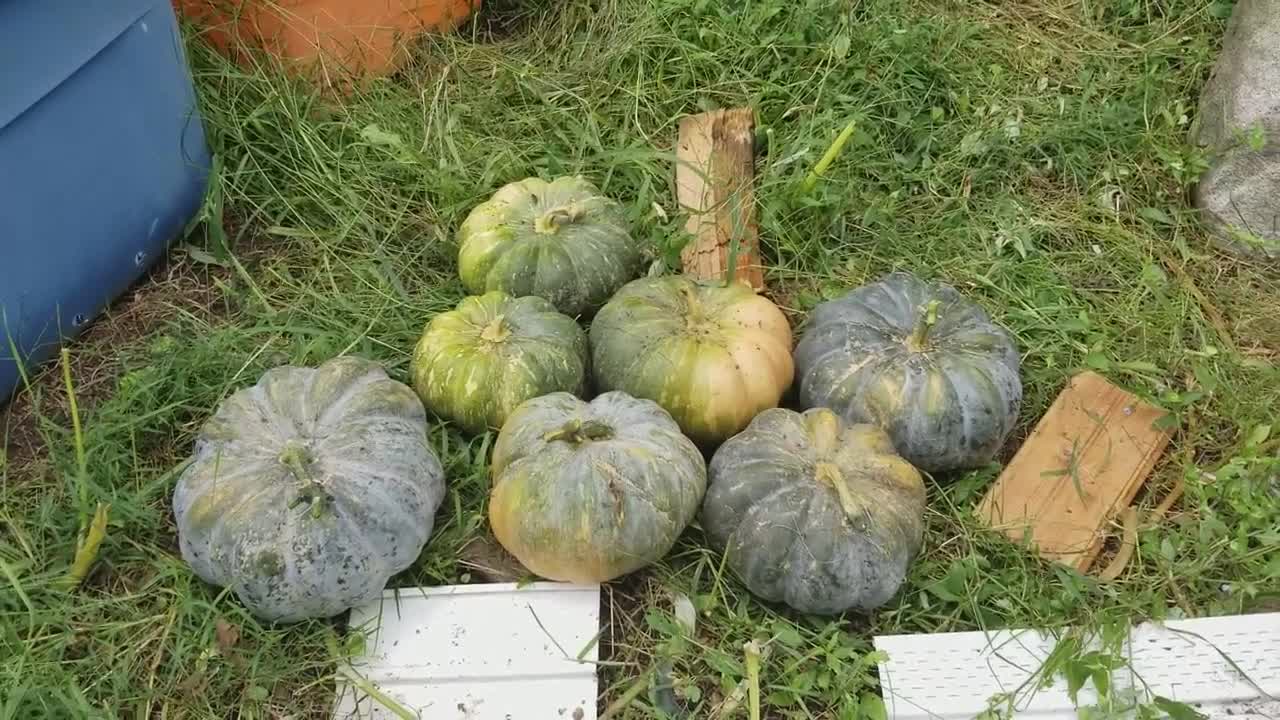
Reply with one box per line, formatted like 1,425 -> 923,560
174,0 -> 477,88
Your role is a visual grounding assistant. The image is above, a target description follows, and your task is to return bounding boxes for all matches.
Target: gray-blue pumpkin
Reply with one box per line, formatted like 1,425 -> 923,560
173,356 -> 445,623
701,408 -> 926,614
794,272 -> 1022,473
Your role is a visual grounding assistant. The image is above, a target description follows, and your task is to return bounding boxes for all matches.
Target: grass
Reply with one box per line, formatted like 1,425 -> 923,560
3,0 -> 1279,716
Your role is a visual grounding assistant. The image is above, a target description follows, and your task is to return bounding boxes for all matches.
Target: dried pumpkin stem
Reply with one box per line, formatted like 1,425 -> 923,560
280,444 -> 329,518
479,314 -> 511,343
533,205 -> 580,234
680,284 -> 707,330
815,462 -> 863,521
543,419 -> 615,445
907,299 -> 942,352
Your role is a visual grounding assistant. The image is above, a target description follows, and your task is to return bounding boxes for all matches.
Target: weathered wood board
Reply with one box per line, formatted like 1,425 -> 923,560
977,371 -> 1173,572
675,107 -> 765,290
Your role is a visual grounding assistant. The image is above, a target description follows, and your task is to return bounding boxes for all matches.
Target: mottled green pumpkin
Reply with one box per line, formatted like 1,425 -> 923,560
794,272 -> 1022,474
411,292 -> 588,434
457,176 -> 641,317
488,391 -> 706,583
702,408 -> 926,614
589,276 -> 794,446
173,356 -> 445,623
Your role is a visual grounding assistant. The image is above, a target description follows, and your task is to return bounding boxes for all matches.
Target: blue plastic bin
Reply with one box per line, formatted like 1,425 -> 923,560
0,0 -> 211,402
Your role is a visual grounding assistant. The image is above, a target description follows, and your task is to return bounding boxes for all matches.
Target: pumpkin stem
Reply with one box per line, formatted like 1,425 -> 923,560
680,283 -> 708,330
533,205 -> 581,234
815,462 -> 865,523
907,299 -> 942,352
479,314 -> 511,343
280,443 -> 331,518
543,419 -> 615,445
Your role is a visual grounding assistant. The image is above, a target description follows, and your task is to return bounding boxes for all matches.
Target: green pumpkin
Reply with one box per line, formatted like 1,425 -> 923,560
173,356 -> 445,623
794,271 -> 1022,473
488,391 -> 706,583
457,176 -> 640,317
702,408 -> 926,614
411,292 -> 588,434
589,276 -> 794,446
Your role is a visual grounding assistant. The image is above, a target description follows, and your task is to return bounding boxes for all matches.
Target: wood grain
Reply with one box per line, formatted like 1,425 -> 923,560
675,108 -> 765,290
977,371 -> 1173,572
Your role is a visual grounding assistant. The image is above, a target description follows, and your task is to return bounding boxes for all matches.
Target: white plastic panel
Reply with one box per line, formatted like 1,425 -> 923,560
875,613 -> 1280,720
334,583 -> 601,720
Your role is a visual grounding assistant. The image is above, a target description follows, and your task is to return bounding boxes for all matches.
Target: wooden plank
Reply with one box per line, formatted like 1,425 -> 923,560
976,371 -> 1173,572
675,108 -> 765,290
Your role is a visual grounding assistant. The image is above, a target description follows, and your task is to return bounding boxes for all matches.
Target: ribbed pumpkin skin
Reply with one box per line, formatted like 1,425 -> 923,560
173,356 -> 445,623
488,392 -> 706,583
794,272 -> 1022,474
457,176 -> 640,317
589,276 -> 794,446
411,292 -> 588,434
702,408 -> 926,614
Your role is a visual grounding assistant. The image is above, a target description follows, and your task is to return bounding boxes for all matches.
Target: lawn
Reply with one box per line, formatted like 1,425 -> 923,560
3,0 -> 1279,717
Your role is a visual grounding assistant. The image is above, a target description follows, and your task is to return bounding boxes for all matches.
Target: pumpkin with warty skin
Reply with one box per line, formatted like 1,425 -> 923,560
702,408 -> 926,614
488,391 -> 706,583
794,271 -> 1022,474
457,176 -> 640,317
173,356 -> 445,623
589,276 -> 794,446
411,292 -> 588,434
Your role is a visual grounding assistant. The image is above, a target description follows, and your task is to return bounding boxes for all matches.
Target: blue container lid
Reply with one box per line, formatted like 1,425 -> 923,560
0,0 -> 158,131
1,0 -> 210,401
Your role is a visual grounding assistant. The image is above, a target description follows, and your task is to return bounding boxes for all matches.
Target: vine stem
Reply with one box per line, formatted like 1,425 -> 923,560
802,119 -> 857,193
744,640 -> 762,720
61,348 -> 112,589
62,348 -> 89,524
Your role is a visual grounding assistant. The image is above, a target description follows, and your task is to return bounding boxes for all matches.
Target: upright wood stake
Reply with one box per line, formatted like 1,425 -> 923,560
675,108 -> 765,290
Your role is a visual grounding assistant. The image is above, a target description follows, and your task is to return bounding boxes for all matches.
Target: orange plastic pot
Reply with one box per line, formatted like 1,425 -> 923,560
175,0 -> 477,87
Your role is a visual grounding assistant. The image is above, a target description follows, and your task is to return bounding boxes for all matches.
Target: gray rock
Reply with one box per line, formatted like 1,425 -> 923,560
1194,0 -> 1280,261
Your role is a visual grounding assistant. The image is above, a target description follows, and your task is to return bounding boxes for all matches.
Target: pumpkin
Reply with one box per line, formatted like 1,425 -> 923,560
589,276 -> 794,446
173,356 -> 445,623
701,408 -> 926,614
411,292 -> 588,434
457,176 -> 641,317
794,272 -> 1021,474
488,391 -> 706,583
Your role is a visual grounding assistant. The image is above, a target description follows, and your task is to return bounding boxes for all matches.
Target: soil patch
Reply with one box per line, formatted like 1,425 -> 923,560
1,247 -> 233,485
